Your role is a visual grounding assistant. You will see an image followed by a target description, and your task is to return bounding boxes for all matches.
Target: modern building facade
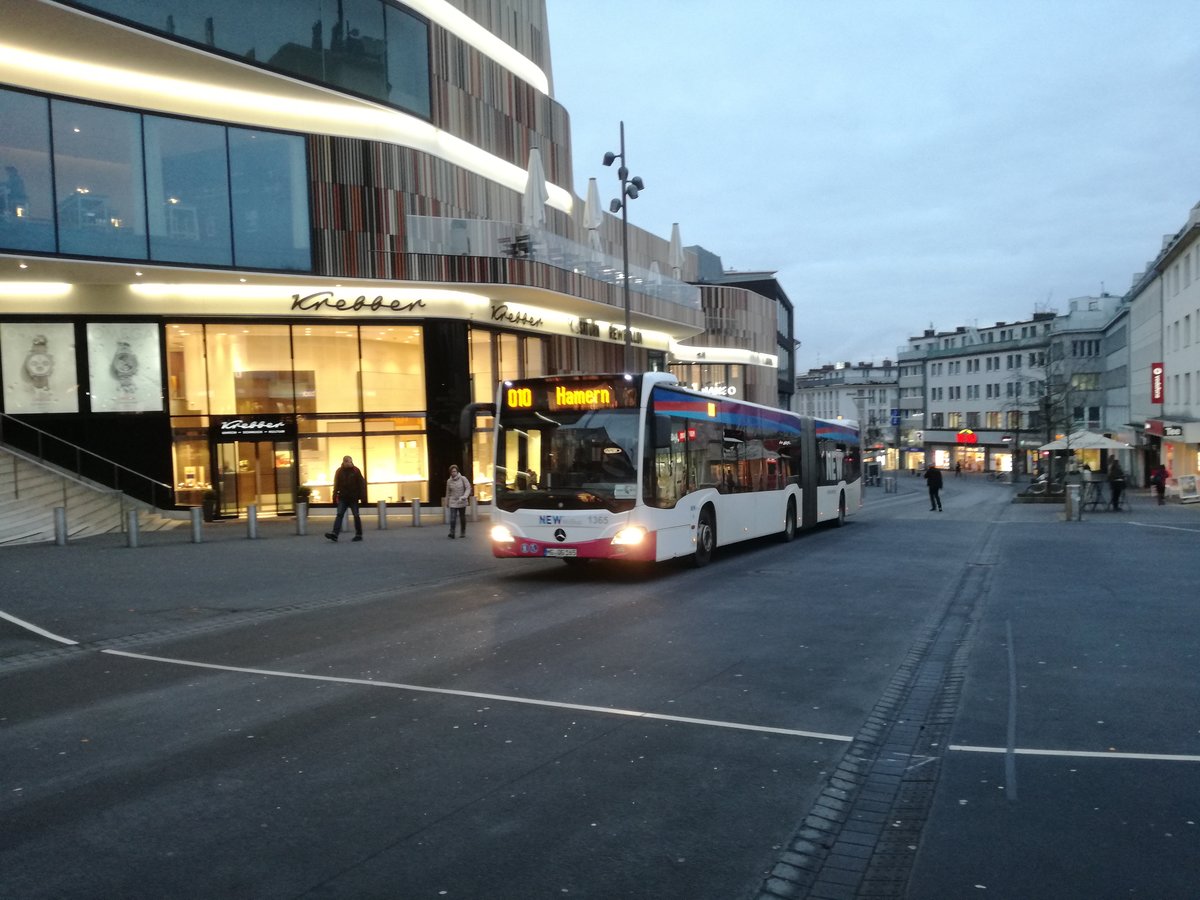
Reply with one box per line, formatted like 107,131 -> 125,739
0,0 -> 787,517
672,246 -> 794,410
1127,200 -> 1200,487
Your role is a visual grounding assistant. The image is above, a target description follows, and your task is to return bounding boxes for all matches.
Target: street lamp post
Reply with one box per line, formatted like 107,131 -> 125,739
603,121 -> 644,374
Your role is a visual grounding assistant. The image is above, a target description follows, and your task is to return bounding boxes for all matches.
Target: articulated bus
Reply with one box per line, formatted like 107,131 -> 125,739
488,372 -> 861,566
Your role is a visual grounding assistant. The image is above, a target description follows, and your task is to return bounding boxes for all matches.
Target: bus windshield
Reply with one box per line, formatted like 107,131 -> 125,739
494,407 -> 640,513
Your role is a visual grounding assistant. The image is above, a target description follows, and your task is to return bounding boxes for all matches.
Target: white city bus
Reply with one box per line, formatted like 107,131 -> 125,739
488,372 -> 861,566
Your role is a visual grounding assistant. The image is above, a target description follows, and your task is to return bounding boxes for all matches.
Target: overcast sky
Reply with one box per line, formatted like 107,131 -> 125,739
545,0 -> 1200,372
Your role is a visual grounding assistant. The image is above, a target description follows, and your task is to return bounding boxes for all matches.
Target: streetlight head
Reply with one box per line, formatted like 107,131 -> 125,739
625,184 -> 639,200
618,165 -> 628,181
609,198 -> 623,214
602,151 -> 617,166
630,175 -> 645,191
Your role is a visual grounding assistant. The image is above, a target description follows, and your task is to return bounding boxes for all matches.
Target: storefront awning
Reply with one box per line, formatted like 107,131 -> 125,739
1144,419 -> 1200,443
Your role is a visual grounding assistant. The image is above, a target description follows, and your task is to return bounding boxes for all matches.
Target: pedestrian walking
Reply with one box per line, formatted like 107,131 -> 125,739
1150,463 -> 1170,505
325,455 -> 366,542
924,464 -> 943,511
954,461 -> 962,477
1107,457 -> 1126,511
446,464 -> 472,539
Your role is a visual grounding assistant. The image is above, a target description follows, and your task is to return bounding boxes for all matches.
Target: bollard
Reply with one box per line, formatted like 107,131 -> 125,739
377,499 -> 388,530
190,506 -> 203,543
411,497 -> 421,527
296,501 -> 308,536
54,506 -> 68,546
246,503 -> 258,540
126,509 -> 140,548
1066,483 -> 1082,521
468,494 -> 477,522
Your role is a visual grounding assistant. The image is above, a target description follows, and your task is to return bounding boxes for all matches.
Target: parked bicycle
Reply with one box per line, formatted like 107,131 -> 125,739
1023,476 -> 1064,496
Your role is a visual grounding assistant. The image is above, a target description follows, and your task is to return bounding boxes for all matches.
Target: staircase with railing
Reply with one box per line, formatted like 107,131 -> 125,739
0,415 -> 182,545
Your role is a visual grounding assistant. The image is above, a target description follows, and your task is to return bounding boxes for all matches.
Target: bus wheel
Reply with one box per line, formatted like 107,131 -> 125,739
834,494 -> 847,527
780,500 -> 797,542
693,508 -> 716,567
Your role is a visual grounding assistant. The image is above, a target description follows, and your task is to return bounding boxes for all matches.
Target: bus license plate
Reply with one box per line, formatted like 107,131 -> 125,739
544,547 -> 577,558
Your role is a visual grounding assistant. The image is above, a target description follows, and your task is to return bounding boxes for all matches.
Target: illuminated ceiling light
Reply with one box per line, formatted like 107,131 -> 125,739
18,262 -> 28,269
0,282 -> 73,297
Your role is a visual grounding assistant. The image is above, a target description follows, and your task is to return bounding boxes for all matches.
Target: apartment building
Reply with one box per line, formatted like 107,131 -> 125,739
1127,200 -> 1200,485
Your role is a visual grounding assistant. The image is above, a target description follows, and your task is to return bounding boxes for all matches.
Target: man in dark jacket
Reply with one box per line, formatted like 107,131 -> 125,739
326,455 -> 367,542
924,464 -> 943,511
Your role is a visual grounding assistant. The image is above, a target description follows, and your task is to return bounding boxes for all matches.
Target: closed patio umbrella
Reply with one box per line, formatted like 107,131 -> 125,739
521,146 -> 549,233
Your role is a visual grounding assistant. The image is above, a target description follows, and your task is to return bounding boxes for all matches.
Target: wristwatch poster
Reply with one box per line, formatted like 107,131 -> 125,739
86,322 -> 163,413
24,334 -> 54,393
0,322 -> 79,414
111,340 -> 139,395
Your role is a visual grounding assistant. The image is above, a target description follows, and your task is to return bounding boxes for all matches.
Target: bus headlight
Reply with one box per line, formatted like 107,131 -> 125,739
490,525 -> 515,543
611,525 -> 646,546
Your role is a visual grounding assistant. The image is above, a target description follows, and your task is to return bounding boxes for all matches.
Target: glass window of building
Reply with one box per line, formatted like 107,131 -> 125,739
165,323 -> 209,415
52,99 -> 147,259
144,115 -> 232,265
496,333 -> 520,383
524,335 -> 546,377
298,417 -> 363,505
469,328 -> 495,404
0,88 -> 54,253
292,325 -> 360,414
76,1 -> 429,117
204,324 -> 293,415
170,416 -> 211,506
385,3 -> 432,117
360,325 -> 425,412
228,128 -> 311,270
365,416 -> 427,503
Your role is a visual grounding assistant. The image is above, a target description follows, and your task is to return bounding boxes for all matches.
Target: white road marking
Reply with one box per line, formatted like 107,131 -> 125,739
5,612 -> 1197,763
100,649 -> 856,742
1128,521 -> 1200,533
950,744 -> 1200,763
0,610 -> 78,645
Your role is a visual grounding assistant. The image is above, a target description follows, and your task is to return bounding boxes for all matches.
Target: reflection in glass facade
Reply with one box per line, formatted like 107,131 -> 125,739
53,100 -> 148,259
145,116 -> 232,265
73,0 -> 431,119
229,128 -> 312,270
0,86 -> 310,270
0,91 -> 54,252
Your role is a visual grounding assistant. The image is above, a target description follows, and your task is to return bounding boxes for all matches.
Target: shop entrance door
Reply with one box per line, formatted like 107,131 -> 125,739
215,442 -> 296,518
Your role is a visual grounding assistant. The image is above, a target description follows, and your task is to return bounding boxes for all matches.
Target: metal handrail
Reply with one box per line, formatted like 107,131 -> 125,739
0,413 -> 174,508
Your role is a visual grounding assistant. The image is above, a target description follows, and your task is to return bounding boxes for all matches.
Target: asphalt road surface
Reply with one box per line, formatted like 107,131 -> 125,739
2,477 -> 1198,899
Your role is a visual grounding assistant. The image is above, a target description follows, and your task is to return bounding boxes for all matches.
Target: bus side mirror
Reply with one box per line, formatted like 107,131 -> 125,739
654,415 -> 673,448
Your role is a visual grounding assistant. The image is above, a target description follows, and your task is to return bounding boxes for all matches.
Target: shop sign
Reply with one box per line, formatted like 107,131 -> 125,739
213,415 -> 297,442
570,317 -> 642,345
492,303 -> 544,329
1144,420 -> 1183,438
956,429 -> 977,444
290,291 -> 427,313
1151,362 -> 1164,403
